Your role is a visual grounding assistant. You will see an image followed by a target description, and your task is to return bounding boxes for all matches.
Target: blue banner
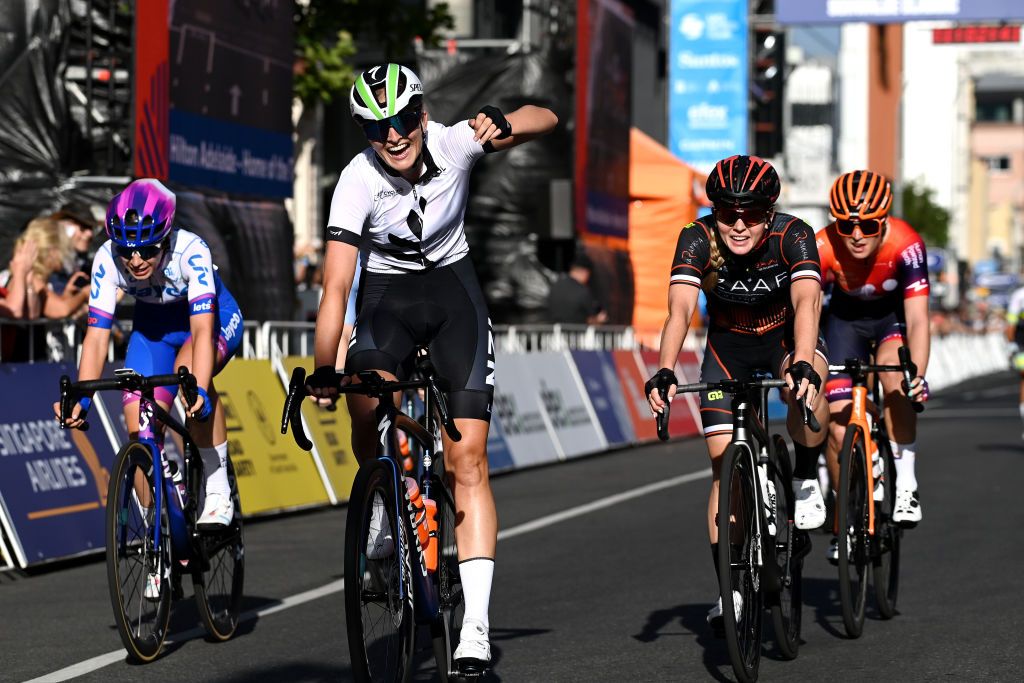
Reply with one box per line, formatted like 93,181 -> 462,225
169,109 -> 294,198
778,0 -> 1024,25
486,412 -> 516,474
570,350 -> 635,446
669,0 -> 748,171
0,363 -> 118,566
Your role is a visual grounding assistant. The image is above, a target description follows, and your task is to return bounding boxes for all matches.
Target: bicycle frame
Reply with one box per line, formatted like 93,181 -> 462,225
373,397 -> 445,624
137,390 -> 196,565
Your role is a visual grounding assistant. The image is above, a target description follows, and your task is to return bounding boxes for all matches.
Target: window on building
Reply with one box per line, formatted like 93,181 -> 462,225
976,93 -> 1016,122
981,156 -> 1011,171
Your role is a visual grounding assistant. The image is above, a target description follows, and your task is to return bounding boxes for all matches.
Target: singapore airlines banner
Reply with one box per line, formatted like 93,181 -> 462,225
668,0 -> 748,172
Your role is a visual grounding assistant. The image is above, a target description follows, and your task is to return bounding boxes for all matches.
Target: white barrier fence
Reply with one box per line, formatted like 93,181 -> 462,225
0,318 -> 1010,391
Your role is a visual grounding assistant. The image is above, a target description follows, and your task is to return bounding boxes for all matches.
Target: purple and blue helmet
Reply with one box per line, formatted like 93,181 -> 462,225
105,178 -> 176,248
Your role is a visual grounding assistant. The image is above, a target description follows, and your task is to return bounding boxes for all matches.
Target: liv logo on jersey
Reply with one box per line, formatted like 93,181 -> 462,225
188,254 -> 209,286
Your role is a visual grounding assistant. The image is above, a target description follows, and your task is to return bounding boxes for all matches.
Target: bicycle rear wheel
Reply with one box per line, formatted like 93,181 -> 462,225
106,442 -> 172,662
718,443 -> 764,683
345,459 -> 415,683
837,426 -> 870,638
429,473 -> 463,682
767,435 -> 803,660
194,458 -> 245,641
872,436 -> 901,619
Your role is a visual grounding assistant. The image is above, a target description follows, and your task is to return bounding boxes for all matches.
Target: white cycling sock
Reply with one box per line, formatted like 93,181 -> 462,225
460,558 -> 494,631
894,442 -> 917,491
200,443 -> 230,497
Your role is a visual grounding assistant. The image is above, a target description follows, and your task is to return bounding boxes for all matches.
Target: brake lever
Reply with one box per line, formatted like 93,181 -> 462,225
656,388 -> 671,442
282,367 -> 314,451
58,375 -> 90,431
898,346 -> 925,414
429,377 -> 461,442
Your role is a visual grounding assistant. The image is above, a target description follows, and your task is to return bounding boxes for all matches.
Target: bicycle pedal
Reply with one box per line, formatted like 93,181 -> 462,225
454,658 -> 489,679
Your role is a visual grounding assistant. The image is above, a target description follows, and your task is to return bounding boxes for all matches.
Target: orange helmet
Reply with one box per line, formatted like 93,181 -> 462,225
829,170 -> 892,220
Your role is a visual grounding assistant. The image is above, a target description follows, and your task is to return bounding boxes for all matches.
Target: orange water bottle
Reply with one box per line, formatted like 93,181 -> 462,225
405,479 -> 429,548
423,497 -> 438,572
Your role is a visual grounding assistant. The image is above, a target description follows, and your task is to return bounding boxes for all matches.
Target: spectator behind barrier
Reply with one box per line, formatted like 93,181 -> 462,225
546,251 -> 608,325
49,201 -> 100,294
16,216 -> 90,320
0,237 -> 37,319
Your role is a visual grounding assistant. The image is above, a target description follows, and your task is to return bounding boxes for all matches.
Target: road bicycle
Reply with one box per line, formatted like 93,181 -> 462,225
282,360 -> 466,682
59,367 -> 244,662
657,375 -> 818,683
828,346 -> 922,638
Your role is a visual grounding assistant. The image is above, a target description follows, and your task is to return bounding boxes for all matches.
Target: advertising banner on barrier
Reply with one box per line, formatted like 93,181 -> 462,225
493,354 -> 563,466
524,352 -> 607,459
611,350 -> 659,441
640,350 -> 702,438
279,357 -> 357,503
0,363 -> 117,567
215,360 -> 330,515
485,409 -> 516,474
570,350 -> 635,446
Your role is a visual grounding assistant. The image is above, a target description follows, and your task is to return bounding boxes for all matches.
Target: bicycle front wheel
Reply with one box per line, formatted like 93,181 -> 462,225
105,442 -> 172,662
872,436 -> 901,618
718,443 -> 764,683
194,458 -> 245,641
429,473 -> 463,682
767,435 -> 802,660
345,459 -> 415,683
837,426 -> 870,638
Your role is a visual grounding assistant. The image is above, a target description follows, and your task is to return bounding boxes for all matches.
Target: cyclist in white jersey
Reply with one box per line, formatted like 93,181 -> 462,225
55,179 -> 243,531
1006,284 -> 1024,437
307,63 -> 557,675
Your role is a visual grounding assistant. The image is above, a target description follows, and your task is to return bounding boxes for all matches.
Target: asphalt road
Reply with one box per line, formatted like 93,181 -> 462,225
4,372 -> 1023,682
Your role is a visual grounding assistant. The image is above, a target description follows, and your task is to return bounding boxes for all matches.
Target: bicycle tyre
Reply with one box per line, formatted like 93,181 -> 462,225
872,435 -> 901,619
345,459 -> 415,683
837,426 -> 870,638
105,442 -> 172,662
429,473 -> 463,682
767,435 -> 802,660
193,458 -> 245,641
718,443 -> 764,683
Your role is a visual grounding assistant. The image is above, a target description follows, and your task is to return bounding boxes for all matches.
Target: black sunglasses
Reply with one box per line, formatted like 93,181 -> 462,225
114,243 -> 164,260
715,207 -> 771,227
361,109 -> 422,143
836,218 -> 883,237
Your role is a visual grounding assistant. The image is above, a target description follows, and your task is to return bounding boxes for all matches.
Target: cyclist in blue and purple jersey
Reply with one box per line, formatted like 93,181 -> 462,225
54,179 -> 243,528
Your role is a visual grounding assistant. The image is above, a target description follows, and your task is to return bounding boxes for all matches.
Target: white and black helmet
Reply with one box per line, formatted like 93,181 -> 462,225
350,63 -> 424,122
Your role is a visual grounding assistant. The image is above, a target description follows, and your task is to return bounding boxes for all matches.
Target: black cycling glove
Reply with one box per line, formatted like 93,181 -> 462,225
786,360 -> 821,391
644,367 -> 679,399
307,365 -> 340,392
478,105 -> 512,139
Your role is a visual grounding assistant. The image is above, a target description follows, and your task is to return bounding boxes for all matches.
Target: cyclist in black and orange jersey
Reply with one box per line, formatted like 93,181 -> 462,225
817,171 -> 929,543
645,155 -> 830,631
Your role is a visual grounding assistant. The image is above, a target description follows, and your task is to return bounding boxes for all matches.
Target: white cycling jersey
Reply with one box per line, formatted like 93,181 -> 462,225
87,228 -> 218,328
1008,286 -> 1024,327
325,120 -> 488,274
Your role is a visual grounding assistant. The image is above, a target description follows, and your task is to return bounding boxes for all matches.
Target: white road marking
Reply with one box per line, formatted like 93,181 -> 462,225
28,467 -> 713,681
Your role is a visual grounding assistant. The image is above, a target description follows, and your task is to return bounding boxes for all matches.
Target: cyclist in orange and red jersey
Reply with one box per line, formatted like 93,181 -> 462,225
817,170 -> 930,550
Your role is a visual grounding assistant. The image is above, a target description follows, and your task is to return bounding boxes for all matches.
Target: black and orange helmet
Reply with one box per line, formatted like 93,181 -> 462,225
705,155 -> 781,209
829,170 -> 892,220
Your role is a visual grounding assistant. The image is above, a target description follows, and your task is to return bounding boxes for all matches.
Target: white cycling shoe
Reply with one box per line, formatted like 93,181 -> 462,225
792,478 -> 826,530
197,492 -> 234,528
707,591 -> 744,633
453,619 -> 491,674
893,487 -> 922,527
